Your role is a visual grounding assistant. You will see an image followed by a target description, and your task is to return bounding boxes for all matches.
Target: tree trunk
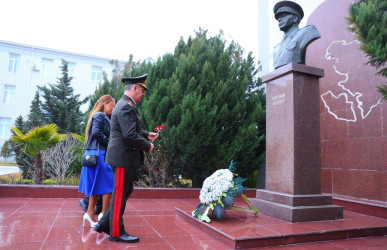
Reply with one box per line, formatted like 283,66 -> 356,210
34,152 -> 43,184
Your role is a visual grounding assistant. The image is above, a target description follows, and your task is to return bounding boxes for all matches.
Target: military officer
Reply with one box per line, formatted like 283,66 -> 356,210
94,74 -> 159,243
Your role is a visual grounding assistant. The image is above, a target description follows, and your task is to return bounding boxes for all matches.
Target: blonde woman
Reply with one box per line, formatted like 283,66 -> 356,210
78,95 -> 115,227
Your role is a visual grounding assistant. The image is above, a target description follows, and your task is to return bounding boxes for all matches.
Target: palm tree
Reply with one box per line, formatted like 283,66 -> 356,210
11,124 -> 64,184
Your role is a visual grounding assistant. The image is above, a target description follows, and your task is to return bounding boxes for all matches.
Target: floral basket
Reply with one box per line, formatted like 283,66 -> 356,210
192,161 -> 259,222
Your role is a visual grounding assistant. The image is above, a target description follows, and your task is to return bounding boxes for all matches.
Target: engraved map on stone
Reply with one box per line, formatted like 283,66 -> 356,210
320,40 -> 383,122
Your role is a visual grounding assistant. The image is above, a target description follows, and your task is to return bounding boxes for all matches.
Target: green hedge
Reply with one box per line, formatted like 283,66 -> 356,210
0,178 -> 34,184
0,177 -> 79,185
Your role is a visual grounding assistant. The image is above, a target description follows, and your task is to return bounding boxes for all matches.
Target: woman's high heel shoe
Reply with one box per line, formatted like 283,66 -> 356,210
98,213 -> 103,221
83,213 -> 97,228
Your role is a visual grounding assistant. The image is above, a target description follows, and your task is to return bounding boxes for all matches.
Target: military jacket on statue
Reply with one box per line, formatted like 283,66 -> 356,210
273,25 -> 320,69
105,95 -> 150,168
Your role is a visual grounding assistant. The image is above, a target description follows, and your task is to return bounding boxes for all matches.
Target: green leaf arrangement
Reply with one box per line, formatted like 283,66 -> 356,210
192,161 -> 259,223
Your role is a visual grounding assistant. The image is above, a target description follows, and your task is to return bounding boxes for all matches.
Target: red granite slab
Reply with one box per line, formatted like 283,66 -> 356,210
176,207 -> 387,248
0,196 -> 385,249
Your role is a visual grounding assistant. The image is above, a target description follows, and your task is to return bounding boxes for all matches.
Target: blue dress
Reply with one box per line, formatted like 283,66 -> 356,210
78,112 -> 114,196
78,149 -> 114,196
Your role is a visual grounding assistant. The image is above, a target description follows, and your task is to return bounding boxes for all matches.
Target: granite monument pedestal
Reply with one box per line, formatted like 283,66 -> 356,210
250,63 -> 343,222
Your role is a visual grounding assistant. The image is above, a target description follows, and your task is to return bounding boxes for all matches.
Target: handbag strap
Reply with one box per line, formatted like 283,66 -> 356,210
86,114 -> 100,156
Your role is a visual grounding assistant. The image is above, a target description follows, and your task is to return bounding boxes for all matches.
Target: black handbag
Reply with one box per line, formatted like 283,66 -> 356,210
82,118 -> 99,166
81,153 -> 98,166
81,143 -> 99,166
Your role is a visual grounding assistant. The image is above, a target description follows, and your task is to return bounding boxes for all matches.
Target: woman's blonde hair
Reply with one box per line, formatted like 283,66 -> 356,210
85,94 -> 115,141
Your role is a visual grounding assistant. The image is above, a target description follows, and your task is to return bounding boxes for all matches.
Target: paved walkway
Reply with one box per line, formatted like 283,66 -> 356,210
0,165 -> 20,176
0,197 -> 385,249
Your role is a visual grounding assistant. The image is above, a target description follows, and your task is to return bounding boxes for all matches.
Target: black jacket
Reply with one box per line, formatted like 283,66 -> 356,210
105,95 -> 150,168
85,112 -> 111,151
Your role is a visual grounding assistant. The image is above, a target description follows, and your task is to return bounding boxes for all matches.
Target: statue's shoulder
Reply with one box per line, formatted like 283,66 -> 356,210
295,25 -> 321,44
302,25 -> 318,32
299,25 -> 320,36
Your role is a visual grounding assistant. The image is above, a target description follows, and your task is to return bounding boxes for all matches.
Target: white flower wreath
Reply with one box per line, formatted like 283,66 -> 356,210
199,169 -> 233,204
192,161 -> 259,223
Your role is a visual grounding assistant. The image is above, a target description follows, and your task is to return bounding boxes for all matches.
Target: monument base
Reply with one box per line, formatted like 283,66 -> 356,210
250,190 -> 343,222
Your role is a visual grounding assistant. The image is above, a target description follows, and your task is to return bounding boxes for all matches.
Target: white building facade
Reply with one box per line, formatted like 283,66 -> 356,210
0,40 -> 125,150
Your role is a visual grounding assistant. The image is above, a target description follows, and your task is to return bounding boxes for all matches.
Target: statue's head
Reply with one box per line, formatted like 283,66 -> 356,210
274,1 -> 304,30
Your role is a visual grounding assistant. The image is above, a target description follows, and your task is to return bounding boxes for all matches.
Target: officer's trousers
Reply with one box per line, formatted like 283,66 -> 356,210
98,166 -> 134,237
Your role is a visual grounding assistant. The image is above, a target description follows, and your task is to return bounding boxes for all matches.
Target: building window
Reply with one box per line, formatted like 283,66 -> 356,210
2,85 -> 16,105
68,62 -> 76,77
41,58 -> 54,77
8,53 -> 20,73
91,66 -> 103,84
0,117 -> 12,138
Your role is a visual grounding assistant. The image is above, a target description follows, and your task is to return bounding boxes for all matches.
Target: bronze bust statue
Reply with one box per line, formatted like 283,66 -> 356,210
273,1 -> 321,69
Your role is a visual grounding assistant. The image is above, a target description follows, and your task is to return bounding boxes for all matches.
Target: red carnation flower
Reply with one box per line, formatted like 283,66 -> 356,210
154,125 -> 165,133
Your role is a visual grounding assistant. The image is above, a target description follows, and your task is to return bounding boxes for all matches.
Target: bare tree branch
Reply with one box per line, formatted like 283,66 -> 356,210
42,135 -> 80,185
136,144 -> 172,187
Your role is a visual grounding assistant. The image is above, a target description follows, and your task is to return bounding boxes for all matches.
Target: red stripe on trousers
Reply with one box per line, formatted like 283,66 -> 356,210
112,167 -> 124,237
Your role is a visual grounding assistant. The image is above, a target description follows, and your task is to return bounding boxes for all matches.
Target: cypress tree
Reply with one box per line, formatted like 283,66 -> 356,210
39,60 -> 89,134
9,116 -> 34,178
0,140 -> 13,162
141,29 -> 266,187
26,91 -> 46,130
348,0 -> 387,99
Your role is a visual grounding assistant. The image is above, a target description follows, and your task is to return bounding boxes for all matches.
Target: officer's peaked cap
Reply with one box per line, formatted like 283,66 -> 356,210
274,1 -> 304,20
122,74 -> 148,90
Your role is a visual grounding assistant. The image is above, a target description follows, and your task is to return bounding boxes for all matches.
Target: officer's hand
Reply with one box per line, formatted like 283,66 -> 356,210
148,132 -> 159,141
149,143 -> 154,153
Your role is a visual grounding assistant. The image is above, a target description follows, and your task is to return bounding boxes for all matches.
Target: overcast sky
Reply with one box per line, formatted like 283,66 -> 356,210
2,0 -> 324,67
2,0 -> 259,62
